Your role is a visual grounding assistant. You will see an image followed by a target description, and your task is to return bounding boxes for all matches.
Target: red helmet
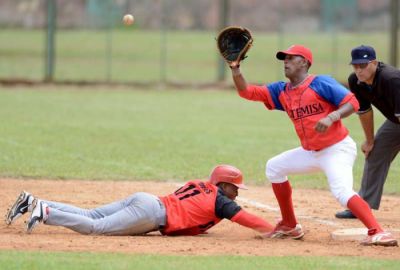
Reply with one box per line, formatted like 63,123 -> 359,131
209,165 -> 247,189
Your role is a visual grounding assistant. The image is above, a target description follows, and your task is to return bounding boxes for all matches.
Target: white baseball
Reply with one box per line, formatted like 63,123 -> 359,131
123,14 -> 134,26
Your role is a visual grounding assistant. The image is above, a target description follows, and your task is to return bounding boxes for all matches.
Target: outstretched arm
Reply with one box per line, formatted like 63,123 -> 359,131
230,62 -> 248,92
230,62 -> 273,104
215,190 -> 273,234
230,209 -> 274,233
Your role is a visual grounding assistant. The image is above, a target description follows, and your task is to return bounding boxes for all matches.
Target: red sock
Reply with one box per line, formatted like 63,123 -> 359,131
347,195 -> 383,234
272,181 -> 297,228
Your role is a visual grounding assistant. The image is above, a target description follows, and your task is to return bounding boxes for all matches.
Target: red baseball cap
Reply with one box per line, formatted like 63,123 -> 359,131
276,45 -> 313,66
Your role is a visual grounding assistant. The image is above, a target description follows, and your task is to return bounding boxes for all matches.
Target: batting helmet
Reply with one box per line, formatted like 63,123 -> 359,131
209,165 -> 247,190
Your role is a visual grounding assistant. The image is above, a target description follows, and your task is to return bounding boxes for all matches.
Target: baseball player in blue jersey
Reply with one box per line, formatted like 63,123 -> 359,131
228,44 -> 398,246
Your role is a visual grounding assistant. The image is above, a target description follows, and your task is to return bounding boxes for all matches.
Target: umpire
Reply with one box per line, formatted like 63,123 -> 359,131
336,45 -> 400,219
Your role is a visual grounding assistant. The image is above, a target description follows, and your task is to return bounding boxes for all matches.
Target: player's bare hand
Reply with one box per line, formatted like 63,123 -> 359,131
361,141 -> 374,158
229,61 -> 240,69
314,117 -> 333,133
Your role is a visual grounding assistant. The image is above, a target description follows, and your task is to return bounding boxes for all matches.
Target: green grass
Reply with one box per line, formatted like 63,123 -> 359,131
0,251 -> 398,270
1,28 -> 399,270
0,87 -> 398,194
0,29 -> 394,83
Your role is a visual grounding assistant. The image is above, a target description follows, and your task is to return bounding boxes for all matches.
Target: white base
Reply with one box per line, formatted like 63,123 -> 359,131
331,228 -> 368,241
331,228 -> 400,241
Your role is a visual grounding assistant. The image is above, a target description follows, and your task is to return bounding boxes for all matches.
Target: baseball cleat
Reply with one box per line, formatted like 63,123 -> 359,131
5,191 -> 33,225
264,221 -> 305,240
26,199 -> 48,234
361,231 -> 398,247
335,209 -> 356,219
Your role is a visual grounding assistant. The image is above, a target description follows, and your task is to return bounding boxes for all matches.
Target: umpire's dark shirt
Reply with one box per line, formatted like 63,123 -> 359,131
348,62 -> 400,124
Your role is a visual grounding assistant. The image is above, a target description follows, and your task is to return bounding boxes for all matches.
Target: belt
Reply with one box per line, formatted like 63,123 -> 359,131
157,199 -> 167,230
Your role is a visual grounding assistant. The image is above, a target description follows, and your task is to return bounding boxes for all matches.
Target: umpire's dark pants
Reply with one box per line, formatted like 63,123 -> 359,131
359,120 -> 400,209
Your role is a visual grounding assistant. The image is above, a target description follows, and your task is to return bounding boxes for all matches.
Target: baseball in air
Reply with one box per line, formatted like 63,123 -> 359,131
123,14 -> 134,26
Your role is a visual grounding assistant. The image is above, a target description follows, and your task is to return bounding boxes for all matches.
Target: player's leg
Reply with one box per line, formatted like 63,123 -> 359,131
265,147 -> 319,238
89,192 -> 166,235
266,147 -> 321,180
318,136 -> 358,207
7,192 -> 142,225
44,193 -> 146,219
28,192 -> 166,235
319,137 -> 380,228
318,136 -> 397,245
358,120 -> 400,209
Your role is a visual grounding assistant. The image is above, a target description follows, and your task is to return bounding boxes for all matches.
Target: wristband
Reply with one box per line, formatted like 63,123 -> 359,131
327,111 -> 341,122
231,67 -> 241,77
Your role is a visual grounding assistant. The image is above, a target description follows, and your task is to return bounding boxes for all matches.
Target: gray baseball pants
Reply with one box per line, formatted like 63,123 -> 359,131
44,192 -> 166,235
358,120 -> 400,209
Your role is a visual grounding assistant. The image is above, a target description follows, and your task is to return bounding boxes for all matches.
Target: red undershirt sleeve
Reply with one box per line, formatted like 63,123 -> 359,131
230,209 -> 274,233
238,84 -> 275,109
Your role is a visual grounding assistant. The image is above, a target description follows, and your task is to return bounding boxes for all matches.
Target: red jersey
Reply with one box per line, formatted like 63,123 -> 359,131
159,180 -> 222,235
238,75 -> 360,150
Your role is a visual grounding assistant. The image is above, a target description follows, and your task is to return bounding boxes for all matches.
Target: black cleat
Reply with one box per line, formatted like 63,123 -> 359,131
335,209 -> 356,219
5,191 -> 33,225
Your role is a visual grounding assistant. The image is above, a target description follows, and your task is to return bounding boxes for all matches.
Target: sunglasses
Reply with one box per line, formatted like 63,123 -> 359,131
352,61 -> 372,69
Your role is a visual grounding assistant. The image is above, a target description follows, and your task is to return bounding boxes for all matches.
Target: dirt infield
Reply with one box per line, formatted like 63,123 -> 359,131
1,178 -> 399,258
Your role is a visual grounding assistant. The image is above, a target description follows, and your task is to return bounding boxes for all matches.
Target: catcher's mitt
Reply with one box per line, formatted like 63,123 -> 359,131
217,26 -> 253,66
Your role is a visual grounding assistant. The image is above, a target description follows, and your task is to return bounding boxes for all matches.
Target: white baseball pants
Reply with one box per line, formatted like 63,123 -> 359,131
266,136 -> 357,206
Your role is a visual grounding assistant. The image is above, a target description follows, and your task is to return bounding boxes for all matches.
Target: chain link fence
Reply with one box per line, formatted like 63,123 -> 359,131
0,0 -> 398,85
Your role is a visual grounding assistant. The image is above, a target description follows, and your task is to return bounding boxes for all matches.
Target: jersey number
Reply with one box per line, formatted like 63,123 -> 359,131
174,184 -> 201,201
